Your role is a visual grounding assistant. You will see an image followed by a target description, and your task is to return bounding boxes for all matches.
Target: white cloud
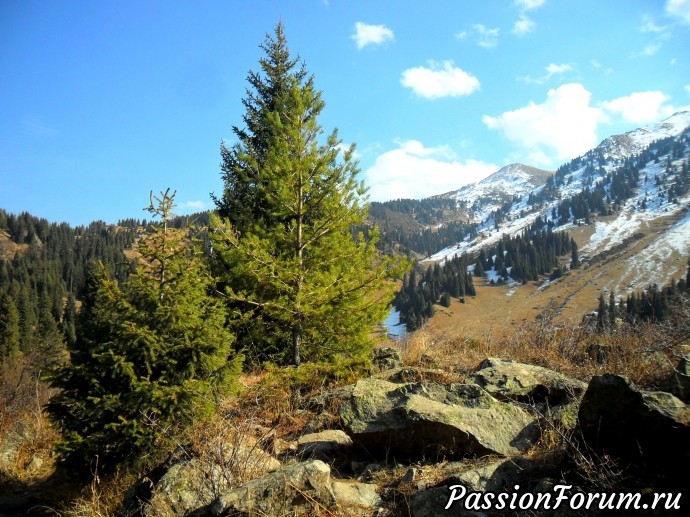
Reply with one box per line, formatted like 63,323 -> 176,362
482,84 -> 687,167
179,200 -> 206,211
364,140 -> 498,201
636,42 -> 663,56
520,62 -> 573,85
666,0 -> 690,24
483,83 -> 603,166
473,24 -> 500,48
513,0 -> 543,35
351,22 -> 394,49
640,15 -> 668,33
600,91 -> 679,124
545,63 -> 573,77
515,0 -> 545,9
401,60 -> 480,99
513,13 -> 535,35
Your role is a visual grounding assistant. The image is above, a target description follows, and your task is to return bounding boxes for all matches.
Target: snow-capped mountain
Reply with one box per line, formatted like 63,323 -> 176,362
435,163 -> 553,222
598,111 -> 690,162
424,111 -> 690,296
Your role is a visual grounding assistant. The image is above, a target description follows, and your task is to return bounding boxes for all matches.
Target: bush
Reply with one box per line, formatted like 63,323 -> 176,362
46,191 -> 243,474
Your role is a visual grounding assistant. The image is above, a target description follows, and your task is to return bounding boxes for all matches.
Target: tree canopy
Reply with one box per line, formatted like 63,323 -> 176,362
47,190 -> 242,472
211,23 -> 407,366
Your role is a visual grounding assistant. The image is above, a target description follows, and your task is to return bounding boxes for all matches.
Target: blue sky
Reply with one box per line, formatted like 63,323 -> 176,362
1,0 -> 689,226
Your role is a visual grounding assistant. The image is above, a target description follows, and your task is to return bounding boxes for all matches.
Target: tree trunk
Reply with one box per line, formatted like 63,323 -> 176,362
292,320 -> 301,366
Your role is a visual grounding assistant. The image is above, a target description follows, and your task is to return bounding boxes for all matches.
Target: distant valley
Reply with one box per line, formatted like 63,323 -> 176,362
373,111 -> 690,338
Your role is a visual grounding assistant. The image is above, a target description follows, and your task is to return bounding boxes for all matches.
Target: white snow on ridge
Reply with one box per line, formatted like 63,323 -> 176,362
421,111 -> 690,301
442,163 -> 553,223
598,111 -> 690,161
618,208 -> 690,293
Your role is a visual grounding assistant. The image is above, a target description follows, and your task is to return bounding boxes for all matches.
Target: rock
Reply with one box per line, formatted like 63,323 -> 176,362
340,378 -> 538,461
0,429 -> 28,470
371,347 -> 403,372
353,462 -> 383,482
578,374 -> 690,475
209,460 -> 336,516
384,366 -> 449,384
442,456 -> 555,493
401,467 -> 417,484
443,459 -> 510,493
670,352 -> 690,402
146,458 -> 214,516
542,400 -> 580,430
144,443 -> 281,516
331,479 -> 381,510
296,429 -> 353,458
408,486 -> 485,516
470,358 -> 586,405
302,411 -> 338,433
419,353 -> 439,368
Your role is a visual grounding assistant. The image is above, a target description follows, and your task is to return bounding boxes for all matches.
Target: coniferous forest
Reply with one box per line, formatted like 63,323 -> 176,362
1,23 -> 408,475
2,19 -> 690,516
393,220 -> 576,330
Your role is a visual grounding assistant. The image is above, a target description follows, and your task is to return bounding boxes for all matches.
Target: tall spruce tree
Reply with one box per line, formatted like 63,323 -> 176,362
211,24 -> 406,366
213,22 -> 307,235
47,190 -> 242,472
0,295 -> 21,360
570,237 -> 581,269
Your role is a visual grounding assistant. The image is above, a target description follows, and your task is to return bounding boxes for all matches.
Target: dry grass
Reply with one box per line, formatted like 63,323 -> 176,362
397,300 -> 685,388
63,469 -> 139,517
423,210 -> 690,347
2,295 -> 687,516
0,353 -> 59,483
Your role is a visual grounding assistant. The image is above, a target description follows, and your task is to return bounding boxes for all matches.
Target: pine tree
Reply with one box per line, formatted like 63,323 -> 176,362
0,295 -> 21,360
570,238 -> 581,269
474,258 -> 485,277
608,291 -> 617,329
47,190 -> 242,473
597,293 -> 607,332
210,24 -> 407,366
439,292 -> 451,308
61,294 -> 77,348
213,22 -> 307,235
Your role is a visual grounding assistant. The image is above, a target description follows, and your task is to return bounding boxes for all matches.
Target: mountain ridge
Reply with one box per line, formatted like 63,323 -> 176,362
401,111 -> 690,338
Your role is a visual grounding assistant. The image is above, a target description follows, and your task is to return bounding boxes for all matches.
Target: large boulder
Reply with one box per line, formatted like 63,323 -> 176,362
578,374 -> 690,474
296,429 -> 353,458
470,358 -> 586,405
340,378 -> 538,461
208,460 -> 336,516
143,443 -> 281,516
186,460 -> 382,516
330,479 -> 381,510
371,346 -> 403,372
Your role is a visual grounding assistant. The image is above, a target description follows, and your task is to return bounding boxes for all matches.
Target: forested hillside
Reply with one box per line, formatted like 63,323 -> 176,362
0,209 -> 212,361
393,219 -> 576,330
0,210 -> 138,360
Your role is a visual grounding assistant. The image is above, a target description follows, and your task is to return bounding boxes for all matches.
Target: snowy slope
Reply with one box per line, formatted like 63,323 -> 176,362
598,111 -> 690,161
422,112 -> 690,295
436,163 -> 552,223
